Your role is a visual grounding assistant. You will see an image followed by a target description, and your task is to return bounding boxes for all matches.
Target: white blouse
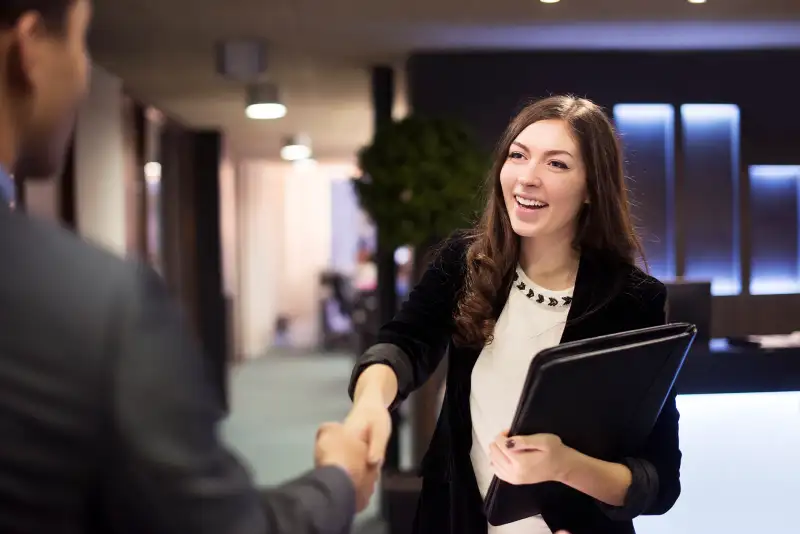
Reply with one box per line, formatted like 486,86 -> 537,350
470,266 -> 574,534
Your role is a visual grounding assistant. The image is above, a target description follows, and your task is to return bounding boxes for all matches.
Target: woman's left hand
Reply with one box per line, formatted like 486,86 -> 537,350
488,431 -> 575,485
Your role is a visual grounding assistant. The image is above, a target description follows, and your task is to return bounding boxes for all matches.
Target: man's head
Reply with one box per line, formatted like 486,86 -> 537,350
0,0 -> 91,177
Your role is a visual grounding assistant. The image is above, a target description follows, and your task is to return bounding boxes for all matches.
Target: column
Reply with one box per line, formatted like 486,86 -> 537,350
159,125 -> 228,409
191,130 -> 229,410
371,65 -> 402,471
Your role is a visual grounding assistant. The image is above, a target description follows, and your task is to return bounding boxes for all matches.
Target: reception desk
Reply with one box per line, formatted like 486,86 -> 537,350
677,338 -> 800,394
635,340 -> 800,533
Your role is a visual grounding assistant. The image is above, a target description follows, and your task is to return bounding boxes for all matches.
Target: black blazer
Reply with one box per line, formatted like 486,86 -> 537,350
0,203 -> 355,534
349,233 -> 680,534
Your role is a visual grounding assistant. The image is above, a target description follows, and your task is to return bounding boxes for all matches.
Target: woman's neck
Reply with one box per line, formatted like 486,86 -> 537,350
519,234 -> 580,291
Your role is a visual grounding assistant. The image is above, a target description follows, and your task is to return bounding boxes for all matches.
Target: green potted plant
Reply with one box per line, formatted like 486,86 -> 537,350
356,114 -> 488,256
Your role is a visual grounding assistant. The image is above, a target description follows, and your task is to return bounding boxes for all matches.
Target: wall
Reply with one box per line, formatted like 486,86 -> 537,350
408,51 -> 800,162
219,155 -> 240,357
407,50 -> 800,337
72,64 -> 135,255
329,178 -> 364,276
236,160 -> 356,356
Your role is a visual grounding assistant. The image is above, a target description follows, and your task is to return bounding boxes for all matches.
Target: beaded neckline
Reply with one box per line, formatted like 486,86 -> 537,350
512,268 -> 573,309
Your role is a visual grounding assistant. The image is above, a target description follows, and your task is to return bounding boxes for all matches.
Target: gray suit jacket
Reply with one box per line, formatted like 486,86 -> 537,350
0,202 -> 355,534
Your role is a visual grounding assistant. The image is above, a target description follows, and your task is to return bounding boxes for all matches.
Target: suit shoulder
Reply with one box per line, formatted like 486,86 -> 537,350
1,214 -> 152,390
9,214 -> 143,306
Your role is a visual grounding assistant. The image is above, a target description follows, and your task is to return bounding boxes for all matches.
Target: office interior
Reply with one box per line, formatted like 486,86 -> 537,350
14,1 -> 800,533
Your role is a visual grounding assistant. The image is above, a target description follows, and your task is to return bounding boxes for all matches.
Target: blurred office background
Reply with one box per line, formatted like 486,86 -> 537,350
14,1 -> 800,533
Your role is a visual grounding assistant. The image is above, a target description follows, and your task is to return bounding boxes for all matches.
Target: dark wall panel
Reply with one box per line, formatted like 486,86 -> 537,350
748,165 -> 800,295
680,104 -> 741,296
613,104 -> 675,280
408,51 -> 800,165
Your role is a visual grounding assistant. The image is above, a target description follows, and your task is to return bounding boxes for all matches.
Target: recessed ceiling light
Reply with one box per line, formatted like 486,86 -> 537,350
246,102 -> 287,120
540,0 -> 560,3
281,135 -> 313,162
688,0 -> 706,3
245,83 -> 287,120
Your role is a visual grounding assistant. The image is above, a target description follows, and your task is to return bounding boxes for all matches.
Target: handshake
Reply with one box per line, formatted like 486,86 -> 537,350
313,400 -> 393,512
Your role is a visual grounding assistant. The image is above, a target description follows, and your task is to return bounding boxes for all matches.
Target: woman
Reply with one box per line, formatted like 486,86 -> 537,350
345,95 -> 680,534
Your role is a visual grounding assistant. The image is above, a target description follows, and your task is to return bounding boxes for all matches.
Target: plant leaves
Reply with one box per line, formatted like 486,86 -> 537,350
355,115 -> 490,247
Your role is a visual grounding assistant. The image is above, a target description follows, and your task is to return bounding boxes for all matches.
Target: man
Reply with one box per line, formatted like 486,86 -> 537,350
0,1 -> 376,533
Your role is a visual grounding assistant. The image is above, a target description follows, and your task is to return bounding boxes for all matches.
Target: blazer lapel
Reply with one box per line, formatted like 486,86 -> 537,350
452,251 -> 625,370
560,251 -> 624,344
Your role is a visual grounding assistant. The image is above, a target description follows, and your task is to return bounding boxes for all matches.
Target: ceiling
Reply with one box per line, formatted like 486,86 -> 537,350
89,0 -> 800,161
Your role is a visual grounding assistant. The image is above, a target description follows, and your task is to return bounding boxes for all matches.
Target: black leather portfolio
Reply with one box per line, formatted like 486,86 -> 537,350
483,322 -> 697,526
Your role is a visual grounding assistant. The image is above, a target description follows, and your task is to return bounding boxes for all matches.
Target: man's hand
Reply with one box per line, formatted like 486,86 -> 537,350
314,422 -> 379,512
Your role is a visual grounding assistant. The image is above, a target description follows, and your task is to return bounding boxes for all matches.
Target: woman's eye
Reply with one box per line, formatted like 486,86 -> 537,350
508,151 -> 525,160
549,160 -> 568,170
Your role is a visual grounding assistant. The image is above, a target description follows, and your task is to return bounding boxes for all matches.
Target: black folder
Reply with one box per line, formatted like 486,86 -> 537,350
484,322 -> 696,526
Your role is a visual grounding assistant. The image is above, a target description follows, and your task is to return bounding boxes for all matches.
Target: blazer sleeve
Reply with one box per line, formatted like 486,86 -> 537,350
348,233 -> 468,410
597,281 -> 682,520
103,264 -> 355,534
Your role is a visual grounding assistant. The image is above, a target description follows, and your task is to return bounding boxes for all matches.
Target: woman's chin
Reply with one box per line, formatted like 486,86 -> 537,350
510,220 -> 543,239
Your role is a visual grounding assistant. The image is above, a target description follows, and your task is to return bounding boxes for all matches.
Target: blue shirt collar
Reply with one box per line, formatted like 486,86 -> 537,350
0,165 -> 15,206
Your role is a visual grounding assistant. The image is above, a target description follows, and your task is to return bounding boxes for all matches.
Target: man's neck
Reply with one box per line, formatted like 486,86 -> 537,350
519,230 -> 580,291
0,92 -> 18,173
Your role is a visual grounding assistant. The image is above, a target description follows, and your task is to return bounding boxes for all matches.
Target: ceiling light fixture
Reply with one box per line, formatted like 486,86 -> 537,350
245,83 -> 287,120
540,0 -> 560,3
687,0 -> 706,3
144,162 -> 162,185
280,134 -> 312,161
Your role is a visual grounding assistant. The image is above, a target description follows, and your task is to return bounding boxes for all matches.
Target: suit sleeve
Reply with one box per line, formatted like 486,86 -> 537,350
348,233 -> 467,410
103,264 -> 356,534
597,282 -> 682,520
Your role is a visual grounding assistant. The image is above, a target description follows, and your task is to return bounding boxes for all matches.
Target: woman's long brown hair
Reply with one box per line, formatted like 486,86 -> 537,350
453,95 -> 645,348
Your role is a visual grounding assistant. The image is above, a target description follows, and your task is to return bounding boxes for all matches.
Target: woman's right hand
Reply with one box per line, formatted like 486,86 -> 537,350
344,396 -> 392,466
345,363 -> 398,466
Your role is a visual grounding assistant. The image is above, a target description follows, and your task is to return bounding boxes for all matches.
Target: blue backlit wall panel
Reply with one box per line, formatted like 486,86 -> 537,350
749,165 -> 800,295
681,104 -> 741,296
613,104 -> 676,280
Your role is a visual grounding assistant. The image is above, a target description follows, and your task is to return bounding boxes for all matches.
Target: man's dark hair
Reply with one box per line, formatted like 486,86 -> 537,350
0,0 -> 74,32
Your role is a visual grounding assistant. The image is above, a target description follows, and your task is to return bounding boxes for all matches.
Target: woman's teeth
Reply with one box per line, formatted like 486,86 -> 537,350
516,196 -> 548,209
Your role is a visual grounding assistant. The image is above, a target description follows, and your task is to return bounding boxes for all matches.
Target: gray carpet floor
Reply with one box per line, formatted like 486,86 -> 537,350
222,351 -> 393,534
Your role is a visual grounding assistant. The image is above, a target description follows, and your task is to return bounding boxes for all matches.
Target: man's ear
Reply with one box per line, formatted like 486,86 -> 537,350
6,12 -> 47,95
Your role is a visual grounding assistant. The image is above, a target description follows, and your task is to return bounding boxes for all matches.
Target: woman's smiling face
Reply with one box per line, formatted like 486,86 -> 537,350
500,119 -> 588,243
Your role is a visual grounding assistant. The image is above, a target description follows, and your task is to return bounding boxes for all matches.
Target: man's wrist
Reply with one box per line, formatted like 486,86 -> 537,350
313,465 -> 358,521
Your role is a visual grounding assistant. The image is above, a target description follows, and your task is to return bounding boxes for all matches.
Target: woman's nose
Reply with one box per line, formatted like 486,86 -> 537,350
518,163 -> 543,186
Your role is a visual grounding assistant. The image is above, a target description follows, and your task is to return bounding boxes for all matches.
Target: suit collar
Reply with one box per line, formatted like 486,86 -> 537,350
0,165 -> 14,208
